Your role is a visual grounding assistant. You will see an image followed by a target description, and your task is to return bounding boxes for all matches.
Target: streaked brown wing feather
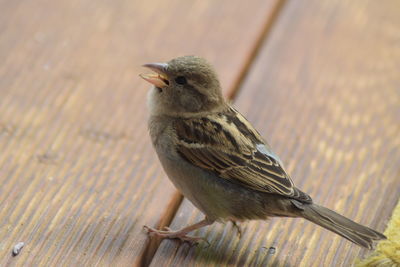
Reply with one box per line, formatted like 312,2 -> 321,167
173,108 -> 312,203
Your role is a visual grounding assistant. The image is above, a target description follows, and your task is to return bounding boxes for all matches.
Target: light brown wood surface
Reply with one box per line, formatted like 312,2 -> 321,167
0,0 -> 282,266
150,0 -> 400,266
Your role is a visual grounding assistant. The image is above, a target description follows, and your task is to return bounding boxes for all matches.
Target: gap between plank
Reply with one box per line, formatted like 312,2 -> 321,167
138,1 -> 288,266
227,0 -> 288,100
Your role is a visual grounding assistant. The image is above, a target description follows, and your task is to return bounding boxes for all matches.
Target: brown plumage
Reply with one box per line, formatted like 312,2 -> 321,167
140,55 -> 386,249
173,110 -> 311,202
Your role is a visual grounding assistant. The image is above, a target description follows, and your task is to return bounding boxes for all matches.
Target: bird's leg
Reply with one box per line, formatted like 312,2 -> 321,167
230,220 -> 243,238
144,217 -> 214,245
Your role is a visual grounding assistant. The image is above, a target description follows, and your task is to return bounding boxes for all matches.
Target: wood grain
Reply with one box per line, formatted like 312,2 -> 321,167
150,0 -> 400,266
0,0 -> 282,266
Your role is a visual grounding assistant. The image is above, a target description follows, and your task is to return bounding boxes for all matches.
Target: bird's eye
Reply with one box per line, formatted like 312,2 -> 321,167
175,76 -> 187,85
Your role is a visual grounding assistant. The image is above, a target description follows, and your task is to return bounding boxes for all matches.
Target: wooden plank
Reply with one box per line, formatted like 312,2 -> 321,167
150,0 -> 400,266
0,0 -> 282,266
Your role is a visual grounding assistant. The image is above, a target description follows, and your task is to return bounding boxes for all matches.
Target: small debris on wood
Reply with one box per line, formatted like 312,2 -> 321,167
12,242 -> 24,256
268,246 -> 276,255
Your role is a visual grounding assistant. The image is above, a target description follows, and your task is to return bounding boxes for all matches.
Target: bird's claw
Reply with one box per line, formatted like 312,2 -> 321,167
231,221 -> 243,238
143,225 -> 209,246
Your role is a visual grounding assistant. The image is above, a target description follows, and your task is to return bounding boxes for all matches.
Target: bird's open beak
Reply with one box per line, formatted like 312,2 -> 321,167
140,63 -> 170,88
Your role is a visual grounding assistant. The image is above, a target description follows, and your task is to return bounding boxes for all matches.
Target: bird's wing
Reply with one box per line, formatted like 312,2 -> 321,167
173,107 -> 311,203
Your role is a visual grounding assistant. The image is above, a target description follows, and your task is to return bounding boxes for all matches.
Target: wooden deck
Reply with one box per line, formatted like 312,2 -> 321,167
0,0 -> 399,266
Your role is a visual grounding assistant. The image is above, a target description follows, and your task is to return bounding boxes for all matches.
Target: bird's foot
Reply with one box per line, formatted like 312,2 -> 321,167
230,220 -> 243,238
143,225 -> 209,246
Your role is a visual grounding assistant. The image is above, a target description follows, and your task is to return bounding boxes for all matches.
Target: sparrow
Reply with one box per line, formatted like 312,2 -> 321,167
140,56 -> 386,249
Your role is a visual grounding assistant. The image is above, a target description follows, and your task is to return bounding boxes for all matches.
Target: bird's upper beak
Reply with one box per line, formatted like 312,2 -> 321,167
140,63 -> 170,88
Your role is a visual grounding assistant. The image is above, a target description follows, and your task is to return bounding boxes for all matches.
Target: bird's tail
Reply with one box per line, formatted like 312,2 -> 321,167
299,202 -> 386,249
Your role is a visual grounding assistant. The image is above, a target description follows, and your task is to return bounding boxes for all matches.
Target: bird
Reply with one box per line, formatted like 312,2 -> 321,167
139,55 -> 386,249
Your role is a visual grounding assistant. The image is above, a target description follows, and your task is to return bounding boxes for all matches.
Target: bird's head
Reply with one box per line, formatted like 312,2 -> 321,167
140,56 -> 225,116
